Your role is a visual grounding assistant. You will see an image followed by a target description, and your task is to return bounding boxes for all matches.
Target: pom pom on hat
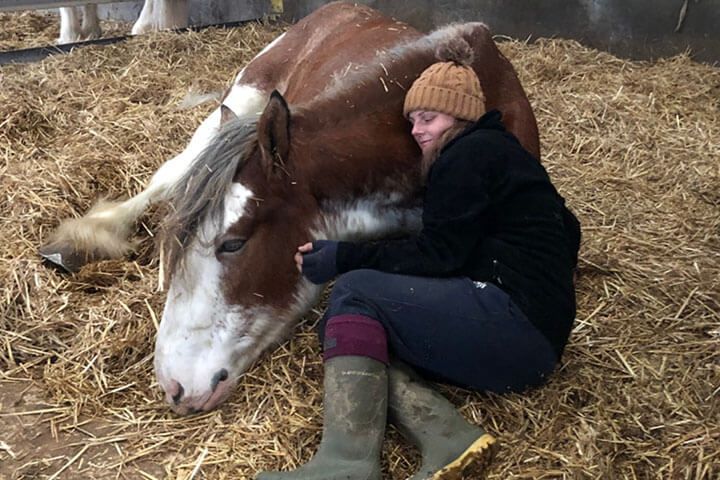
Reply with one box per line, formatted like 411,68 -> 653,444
435,36 -> 475,66
403,37 -> 485,121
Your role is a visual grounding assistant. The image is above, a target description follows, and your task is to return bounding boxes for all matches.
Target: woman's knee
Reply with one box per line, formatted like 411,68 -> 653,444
327,269 -> 391,309
332,269 -> 389,295
321,269 -> 392,340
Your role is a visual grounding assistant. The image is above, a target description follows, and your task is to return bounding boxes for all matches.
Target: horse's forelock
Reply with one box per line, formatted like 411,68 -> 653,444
160,113 -> 260,276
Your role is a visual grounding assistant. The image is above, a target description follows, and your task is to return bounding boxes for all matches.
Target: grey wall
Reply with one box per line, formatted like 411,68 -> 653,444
282,0 -> 720,63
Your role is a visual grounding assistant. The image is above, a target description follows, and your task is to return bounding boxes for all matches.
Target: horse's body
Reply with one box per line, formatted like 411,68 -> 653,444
58,1 -> 188,44
42,1 -> 538,414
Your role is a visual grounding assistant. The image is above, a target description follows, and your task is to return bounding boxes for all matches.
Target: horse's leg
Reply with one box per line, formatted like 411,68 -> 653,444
57,7 -> 81,44
40,80 -> 267,272
131,0 -> 189,35
80,4 -> 102,41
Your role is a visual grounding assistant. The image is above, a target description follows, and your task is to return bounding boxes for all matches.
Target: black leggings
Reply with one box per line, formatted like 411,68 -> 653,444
320,269 -> 558,393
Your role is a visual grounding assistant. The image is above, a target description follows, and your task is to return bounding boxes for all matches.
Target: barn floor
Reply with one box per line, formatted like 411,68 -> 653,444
0,11 -> 129,51
1,15 -> 719,480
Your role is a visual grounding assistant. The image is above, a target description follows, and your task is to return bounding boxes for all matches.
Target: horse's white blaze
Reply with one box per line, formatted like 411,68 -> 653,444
156,238 -> 225,400
222,183 -> 253,231
156,182 -> 258,409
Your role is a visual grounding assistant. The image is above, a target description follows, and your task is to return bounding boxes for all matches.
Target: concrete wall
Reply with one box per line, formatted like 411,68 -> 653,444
282,0 -> 720,63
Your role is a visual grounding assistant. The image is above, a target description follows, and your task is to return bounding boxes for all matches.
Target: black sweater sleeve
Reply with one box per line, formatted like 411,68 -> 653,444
336,140 -> 492,276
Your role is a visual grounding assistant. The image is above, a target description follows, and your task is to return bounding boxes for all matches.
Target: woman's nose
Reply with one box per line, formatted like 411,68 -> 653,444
411,123 -> 421,136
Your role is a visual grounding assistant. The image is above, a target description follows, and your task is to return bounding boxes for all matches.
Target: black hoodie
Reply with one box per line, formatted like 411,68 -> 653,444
336,110 -> 581,359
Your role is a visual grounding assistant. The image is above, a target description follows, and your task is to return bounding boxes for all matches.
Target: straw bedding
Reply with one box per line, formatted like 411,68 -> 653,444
0,11 -> 129,51
1,14 -> 718,480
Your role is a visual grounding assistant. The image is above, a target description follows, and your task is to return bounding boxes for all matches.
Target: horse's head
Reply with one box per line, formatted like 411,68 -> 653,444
156,92 -> 326,415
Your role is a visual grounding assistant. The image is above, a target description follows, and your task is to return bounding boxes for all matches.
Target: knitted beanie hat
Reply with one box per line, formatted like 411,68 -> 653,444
403,38 -> 485,121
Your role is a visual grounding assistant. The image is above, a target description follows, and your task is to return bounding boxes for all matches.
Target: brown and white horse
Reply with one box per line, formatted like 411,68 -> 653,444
41,1 -> 539,414
58,1 -> 188,44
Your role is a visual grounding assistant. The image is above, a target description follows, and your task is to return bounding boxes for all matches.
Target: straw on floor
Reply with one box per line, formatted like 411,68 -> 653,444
0,11 -> 129,51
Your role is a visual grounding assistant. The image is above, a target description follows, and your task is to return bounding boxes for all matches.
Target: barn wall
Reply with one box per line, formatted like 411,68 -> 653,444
96,0 -> 719,63
282,0 -> 720,63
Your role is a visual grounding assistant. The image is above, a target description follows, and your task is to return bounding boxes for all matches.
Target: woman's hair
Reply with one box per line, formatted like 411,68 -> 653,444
421,119 -> 472,179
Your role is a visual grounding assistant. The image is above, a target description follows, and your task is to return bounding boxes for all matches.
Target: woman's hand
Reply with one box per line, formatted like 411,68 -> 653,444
294,242 -> 313,272
295,240 -> 340,284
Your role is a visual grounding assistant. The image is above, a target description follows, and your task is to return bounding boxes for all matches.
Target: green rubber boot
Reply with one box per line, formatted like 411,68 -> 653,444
388,361 -> 497,480
256,355 -> 387,480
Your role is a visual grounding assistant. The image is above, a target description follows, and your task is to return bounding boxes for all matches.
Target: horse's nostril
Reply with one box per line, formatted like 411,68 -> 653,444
211,368 -> 229,391
172,383 -> 184,405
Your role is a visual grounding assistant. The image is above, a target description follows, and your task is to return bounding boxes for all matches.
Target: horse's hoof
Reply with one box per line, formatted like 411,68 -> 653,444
38,242 -> 93,273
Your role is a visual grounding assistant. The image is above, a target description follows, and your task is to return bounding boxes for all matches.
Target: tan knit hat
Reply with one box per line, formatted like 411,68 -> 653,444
403,38 -> 485,121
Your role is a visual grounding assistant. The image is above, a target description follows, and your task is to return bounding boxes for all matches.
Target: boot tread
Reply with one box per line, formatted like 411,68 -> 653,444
430,433 -> 497,480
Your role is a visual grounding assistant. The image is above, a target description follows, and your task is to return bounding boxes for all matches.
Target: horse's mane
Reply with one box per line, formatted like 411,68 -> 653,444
160,113 -> 259,275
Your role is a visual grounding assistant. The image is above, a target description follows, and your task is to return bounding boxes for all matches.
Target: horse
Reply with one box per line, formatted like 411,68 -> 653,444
58,0 -> 188,44
40,1 -> 539,415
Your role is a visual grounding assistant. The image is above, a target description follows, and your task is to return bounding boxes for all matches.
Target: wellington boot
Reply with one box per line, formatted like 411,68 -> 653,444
388,361 -> 497,480
256,355 -> 387,480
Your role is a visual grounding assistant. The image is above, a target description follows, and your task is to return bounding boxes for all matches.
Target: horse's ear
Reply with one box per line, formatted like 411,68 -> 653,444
257,90 -> 291,178
220,104 -> 238,125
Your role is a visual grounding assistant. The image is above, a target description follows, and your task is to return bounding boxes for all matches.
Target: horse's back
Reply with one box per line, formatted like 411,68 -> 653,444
461,23 -> 540,160
240,3 -> 539,160
240,2 -> 421,102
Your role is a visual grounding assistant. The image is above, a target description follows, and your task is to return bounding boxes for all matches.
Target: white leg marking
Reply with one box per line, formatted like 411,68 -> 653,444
80,4 -> 101,40
131,0 -> 189,35
58,7 -> 81,44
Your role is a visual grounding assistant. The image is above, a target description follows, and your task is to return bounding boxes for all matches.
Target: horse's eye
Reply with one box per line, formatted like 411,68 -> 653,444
218,238 -> 246,254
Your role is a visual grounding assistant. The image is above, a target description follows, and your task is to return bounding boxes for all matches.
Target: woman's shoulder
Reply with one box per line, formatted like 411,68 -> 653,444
439,128 -> 508,168
447,112 -> 517,151
454,127 -> 508,150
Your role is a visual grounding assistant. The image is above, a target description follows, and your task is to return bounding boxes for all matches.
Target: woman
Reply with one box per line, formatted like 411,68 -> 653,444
258,39 -> 581,480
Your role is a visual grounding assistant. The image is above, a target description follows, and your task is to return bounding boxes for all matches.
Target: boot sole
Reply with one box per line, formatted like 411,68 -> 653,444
430,433 -> 497,480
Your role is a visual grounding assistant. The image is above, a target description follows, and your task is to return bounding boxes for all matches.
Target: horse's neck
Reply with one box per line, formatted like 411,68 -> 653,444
291,108 -> 422,242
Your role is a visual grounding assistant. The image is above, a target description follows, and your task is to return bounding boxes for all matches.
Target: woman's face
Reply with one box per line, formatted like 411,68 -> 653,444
408,110 -> 456,153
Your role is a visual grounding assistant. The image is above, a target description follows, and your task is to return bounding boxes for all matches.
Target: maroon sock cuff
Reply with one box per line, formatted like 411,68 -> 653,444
323,314 -> 388,364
